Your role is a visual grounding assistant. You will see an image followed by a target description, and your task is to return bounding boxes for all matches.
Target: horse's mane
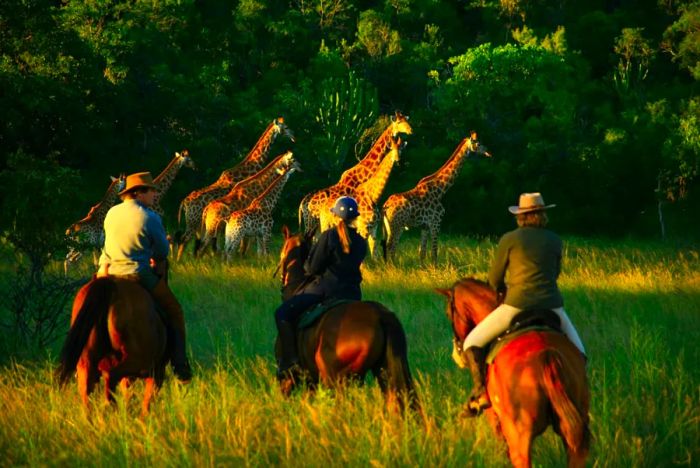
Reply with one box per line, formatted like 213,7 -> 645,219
454,277 -> 499,305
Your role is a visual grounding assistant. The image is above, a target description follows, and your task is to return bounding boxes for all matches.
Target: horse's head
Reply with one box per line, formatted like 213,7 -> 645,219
277,225 -> 316,300
436,277 -> 499,367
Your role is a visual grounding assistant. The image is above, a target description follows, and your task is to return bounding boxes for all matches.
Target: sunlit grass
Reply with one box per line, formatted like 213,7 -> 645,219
0,235 -> 698,466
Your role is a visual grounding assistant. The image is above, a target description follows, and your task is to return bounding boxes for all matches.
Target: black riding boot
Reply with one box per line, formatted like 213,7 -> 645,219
276,320 -> 300,379
170,327 -> 193,383
464,346 -> 491,416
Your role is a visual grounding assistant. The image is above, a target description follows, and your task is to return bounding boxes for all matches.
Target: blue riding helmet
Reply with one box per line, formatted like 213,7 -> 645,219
330,196 -> 359,221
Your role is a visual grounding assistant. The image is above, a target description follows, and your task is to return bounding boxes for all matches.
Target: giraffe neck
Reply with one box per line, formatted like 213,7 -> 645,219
338,126 -> 394,187
251,169 -> 293,212
357,146 -> 399,204
417,138 -> 472,198
221,153 -> 287,204
78,178 -> 122,224
154,155 -> 184,194
241,121 -> 279,167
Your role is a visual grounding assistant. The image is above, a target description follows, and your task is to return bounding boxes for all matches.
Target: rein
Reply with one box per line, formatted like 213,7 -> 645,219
447,289 -> 471,351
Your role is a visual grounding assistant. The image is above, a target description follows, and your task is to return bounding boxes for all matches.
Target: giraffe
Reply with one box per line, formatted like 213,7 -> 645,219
198,151 -> 297,255
64,174 -> 126,274
151,149 -> 196,217
381,131 -> 491,265
223,164 -> 299,260
298,111 -> 412,233
176,117 -> 294,260
320,136 -> 403,256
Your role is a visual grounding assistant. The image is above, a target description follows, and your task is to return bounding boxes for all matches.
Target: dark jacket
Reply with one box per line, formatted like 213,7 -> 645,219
301,225 -> 367,300
488,226 -> 564,310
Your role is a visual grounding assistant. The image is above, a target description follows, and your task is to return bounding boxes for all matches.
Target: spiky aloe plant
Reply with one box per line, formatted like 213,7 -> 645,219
315,72 -> 379,174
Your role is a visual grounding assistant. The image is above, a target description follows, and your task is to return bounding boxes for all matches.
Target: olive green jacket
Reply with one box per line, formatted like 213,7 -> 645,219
488,226 -> 564,310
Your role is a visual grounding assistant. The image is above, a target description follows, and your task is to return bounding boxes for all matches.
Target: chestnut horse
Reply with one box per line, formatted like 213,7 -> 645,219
57,277 -> 167,416
436,278 -> 590,468
275,225 -> 419,411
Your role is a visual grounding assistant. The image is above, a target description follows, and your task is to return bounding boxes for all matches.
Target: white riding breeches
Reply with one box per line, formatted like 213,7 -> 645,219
463,303 -> 586,355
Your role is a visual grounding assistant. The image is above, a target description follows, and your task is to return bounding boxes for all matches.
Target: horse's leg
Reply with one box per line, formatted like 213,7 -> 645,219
566,447 -> 587,468
141,377 -> 156,417
499,418 -> 534,468
77,358 -> 98,410
485,409 -> 505,441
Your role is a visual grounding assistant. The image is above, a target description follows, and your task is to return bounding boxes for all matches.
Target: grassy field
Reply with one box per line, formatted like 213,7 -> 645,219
0,235 -> 698,467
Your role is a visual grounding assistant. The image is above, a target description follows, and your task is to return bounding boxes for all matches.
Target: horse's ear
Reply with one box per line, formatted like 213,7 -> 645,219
282,225 -> 290,239
434,287 -> 452,299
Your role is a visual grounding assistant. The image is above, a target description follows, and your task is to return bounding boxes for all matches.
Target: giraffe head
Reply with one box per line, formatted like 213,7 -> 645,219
115,173 -> 127,193
273,117 -> 295,143
272,151 -> 302,175
390,111 -> 413,137
176,149 -> 197,170
467,131 -> 492,157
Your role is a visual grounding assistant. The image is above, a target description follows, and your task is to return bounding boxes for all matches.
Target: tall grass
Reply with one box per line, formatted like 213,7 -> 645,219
0,235 -> 698,466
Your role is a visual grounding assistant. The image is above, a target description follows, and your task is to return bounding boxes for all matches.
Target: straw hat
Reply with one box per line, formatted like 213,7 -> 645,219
119,172 -> 157,196
508,192 -> 556,214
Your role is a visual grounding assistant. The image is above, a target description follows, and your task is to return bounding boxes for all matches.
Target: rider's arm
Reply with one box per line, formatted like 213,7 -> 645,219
147,212 -> 170,261
304,229 -> 334,276
488,234 -> 510,293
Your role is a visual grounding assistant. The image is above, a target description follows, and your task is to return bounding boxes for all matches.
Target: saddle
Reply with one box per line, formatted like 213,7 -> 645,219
486,309 -> 563,364
297,299 -> 353,330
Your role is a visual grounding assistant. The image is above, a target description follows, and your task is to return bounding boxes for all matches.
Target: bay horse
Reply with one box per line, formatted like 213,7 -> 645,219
57,277 -> 168,416
274,225 -> 420,412
436,278 -> 590,468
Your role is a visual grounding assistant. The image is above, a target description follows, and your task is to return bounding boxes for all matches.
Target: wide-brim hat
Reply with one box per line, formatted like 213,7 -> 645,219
508,192 -> 556,214
119,172 -> 157,196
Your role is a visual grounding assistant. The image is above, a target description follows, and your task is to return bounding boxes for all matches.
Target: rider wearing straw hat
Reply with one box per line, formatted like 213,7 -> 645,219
462,192 -> 586,416
98,172 -> 193,383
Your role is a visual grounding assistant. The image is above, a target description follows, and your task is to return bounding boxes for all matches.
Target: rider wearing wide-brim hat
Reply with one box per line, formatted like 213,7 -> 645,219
462,192 -> 586,416
98,171 -> 193,383
274,196 -> 369,380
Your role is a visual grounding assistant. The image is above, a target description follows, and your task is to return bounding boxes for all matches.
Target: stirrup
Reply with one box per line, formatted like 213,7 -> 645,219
463,393 -> 491,418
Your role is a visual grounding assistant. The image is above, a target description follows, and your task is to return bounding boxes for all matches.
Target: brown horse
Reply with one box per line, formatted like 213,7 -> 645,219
57,277 -> 168,416
436,278 -> 590,468
275,225 -> 419,412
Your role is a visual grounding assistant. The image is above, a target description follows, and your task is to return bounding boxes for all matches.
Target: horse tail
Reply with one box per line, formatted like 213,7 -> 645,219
377,307 -> 420,411
56,278 -> 115,386
541,350 -> 590,457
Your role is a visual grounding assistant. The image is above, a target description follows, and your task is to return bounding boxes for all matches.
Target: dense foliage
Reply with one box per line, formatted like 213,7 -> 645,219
1,0 -> 698,249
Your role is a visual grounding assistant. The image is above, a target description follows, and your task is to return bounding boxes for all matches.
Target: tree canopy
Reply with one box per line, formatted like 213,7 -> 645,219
1,0 -> 698,248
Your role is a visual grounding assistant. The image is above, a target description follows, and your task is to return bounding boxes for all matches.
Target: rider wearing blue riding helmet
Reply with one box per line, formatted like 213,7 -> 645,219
462,192 -> 586,416
274,195 -> 369,379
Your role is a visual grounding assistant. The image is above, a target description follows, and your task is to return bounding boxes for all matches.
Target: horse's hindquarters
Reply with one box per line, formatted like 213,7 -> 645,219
310,303 -> 385,381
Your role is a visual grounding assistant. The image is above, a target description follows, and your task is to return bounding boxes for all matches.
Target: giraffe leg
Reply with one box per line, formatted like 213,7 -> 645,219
224,228 -> 243,262
176,230 -> 191,261
419,229 -> 429,263
430,224 -> 440,265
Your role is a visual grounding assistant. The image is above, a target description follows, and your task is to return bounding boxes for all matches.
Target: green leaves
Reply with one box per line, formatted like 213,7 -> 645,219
314,71 -> 379,174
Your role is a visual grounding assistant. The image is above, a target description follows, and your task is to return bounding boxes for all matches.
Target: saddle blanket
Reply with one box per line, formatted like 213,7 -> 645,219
486,309 -> 563,364
298,299 -> 353,329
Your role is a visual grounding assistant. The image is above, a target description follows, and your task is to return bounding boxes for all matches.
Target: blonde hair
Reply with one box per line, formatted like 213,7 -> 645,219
516,210 -> 548,228
336,220 -> 352,254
